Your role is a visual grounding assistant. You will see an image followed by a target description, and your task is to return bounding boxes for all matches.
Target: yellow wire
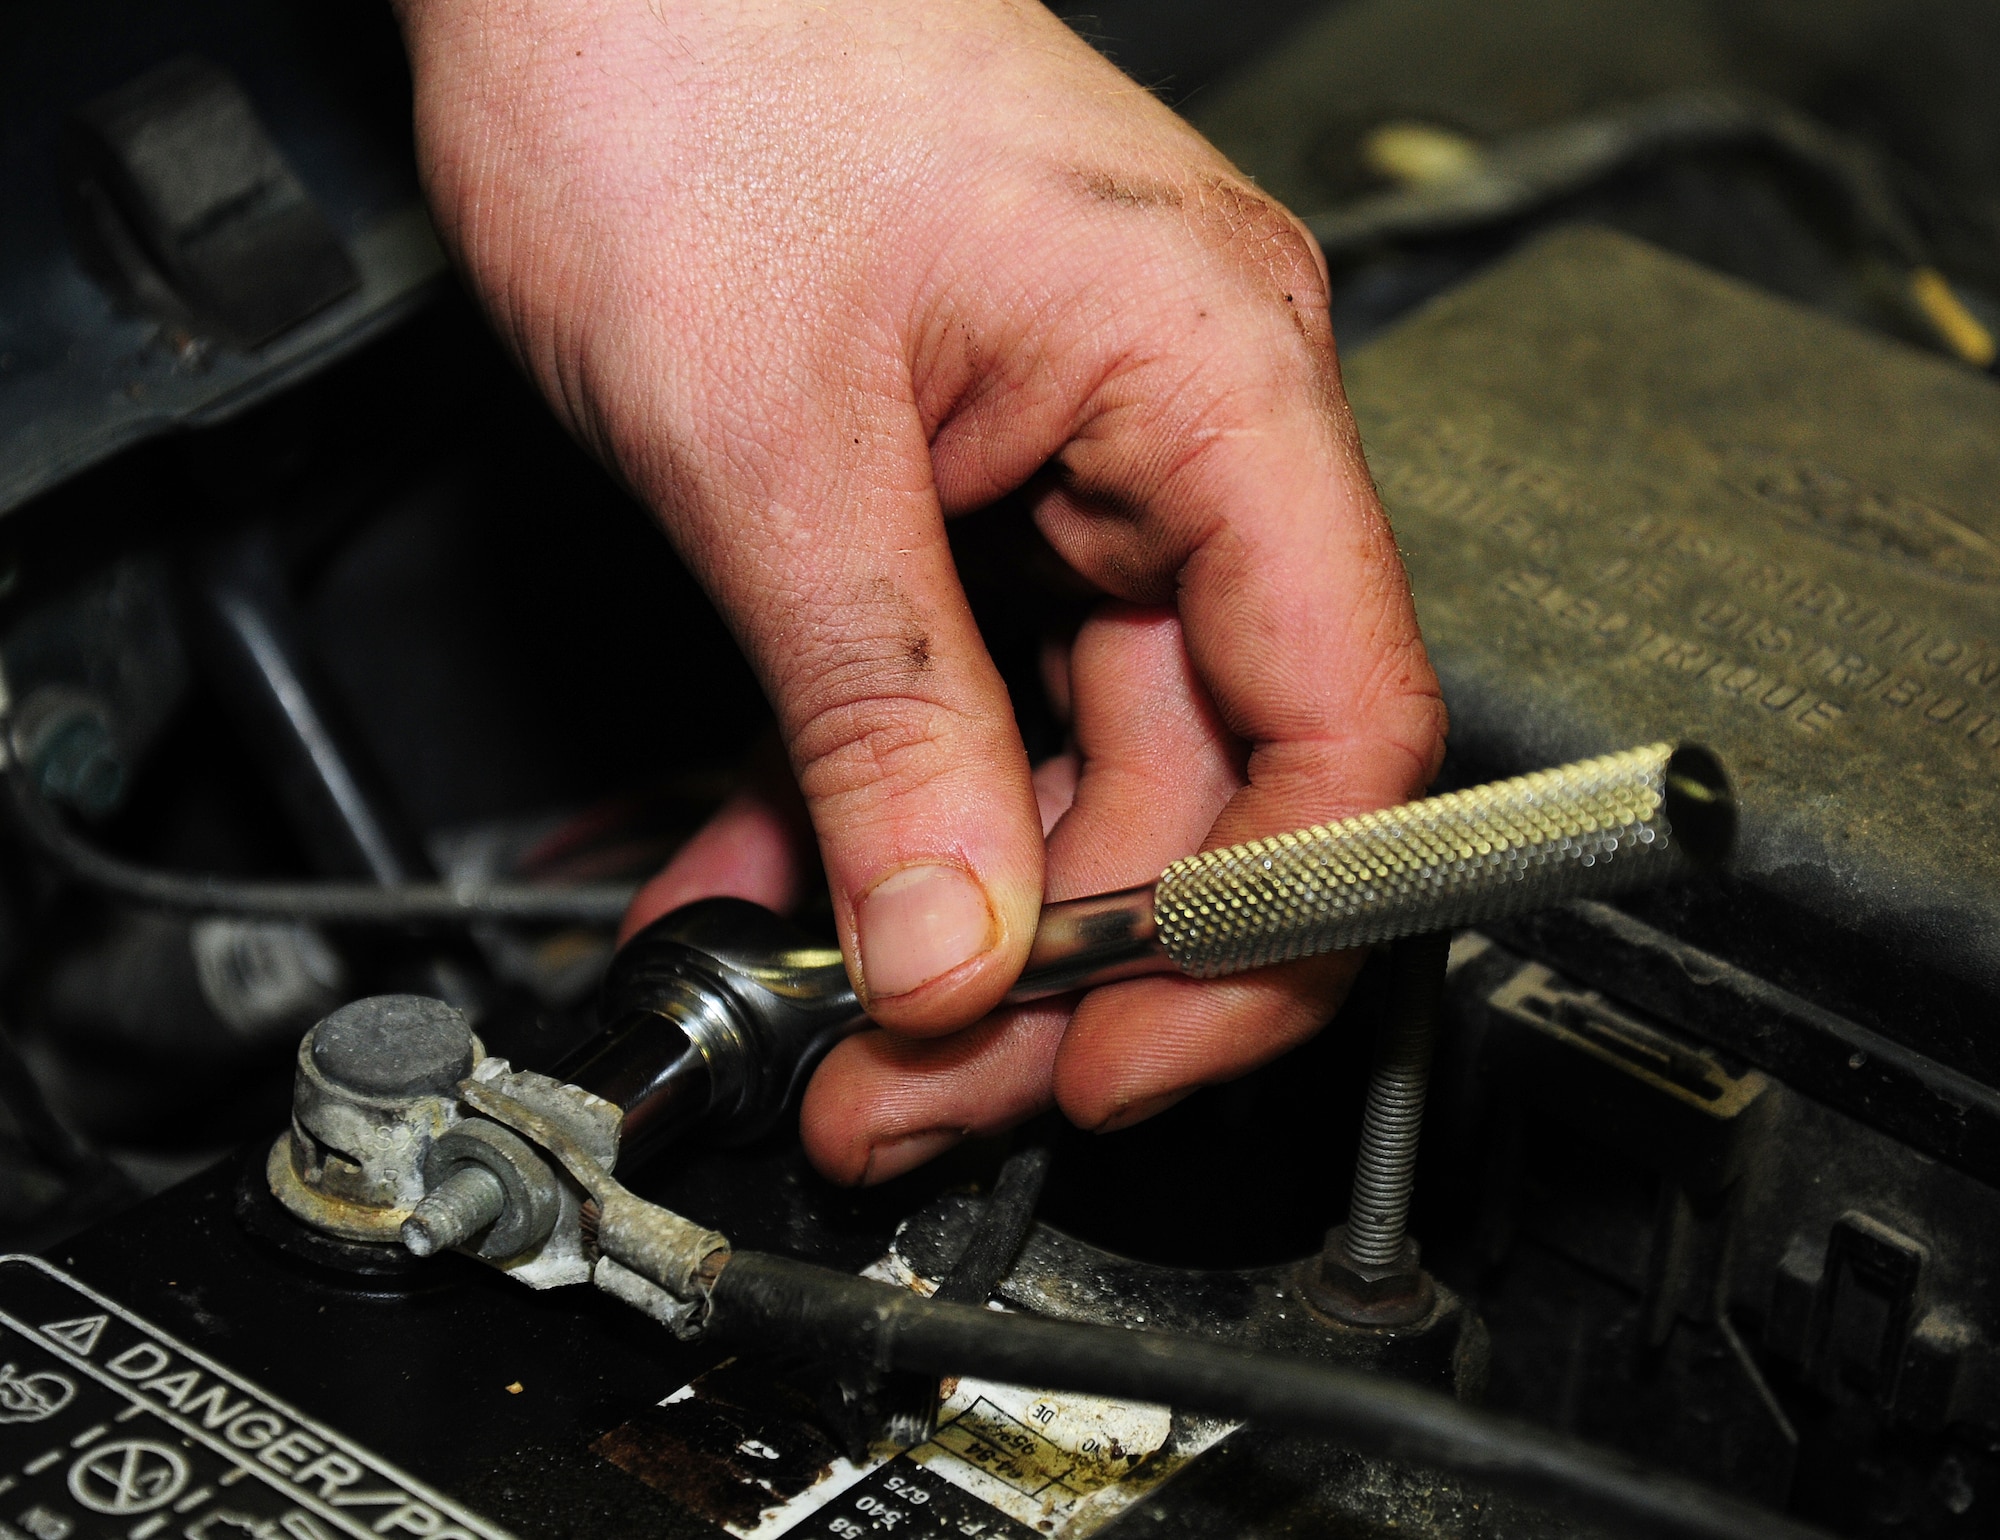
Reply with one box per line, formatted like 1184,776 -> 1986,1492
1909,267 -> 1997,368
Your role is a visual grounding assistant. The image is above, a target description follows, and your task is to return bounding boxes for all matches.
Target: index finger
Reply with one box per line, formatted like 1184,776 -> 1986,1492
989,176 -> 1446,1124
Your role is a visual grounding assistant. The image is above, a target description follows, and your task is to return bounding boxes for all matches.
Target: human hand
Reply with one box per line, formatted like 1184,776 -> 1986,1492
394,0 -> 1445,1180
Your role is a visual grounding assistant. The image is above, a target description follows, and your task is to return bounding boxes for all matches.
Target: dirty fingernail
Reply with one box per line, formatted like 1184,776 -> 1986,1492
861,1129 -> 964,1185
1094,1088 -> 1194,1134
857,863 -> 995,1000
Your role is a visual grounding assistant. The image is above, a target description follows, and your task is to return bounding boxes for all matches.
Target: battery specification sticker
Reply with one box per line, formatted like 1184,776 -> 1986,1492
594,1252 -> 1234,1540
0,1256 -> 511,1540
763,1372 -> 1227,1540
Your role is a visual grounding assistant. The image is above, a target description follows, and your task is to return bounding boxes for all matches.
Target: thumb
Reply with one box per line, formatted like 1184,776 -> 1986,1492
688,408 -> 1044,1035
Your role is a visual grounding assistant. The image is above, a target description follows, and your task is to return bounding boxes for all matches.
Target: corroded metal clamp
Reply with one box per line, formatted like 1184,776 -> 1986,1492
267,992 -> 729,1334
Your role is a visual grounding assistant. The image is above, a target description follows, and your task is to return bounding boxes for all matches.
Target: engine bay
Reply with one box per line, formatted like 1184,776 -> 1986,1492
4,3 -> 2000,1537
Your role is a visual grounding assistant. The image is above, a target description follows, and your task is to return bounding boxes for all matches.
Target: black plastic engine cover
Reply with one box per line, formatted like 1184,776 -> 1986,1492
1347,227 -> 2000,1071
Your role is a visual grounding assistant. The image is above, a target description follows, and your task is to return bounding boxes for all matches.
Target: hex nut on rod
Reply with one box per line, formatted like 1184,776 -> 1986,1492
1303,1228 -> 1435,1328
414,1118 -> 562,1262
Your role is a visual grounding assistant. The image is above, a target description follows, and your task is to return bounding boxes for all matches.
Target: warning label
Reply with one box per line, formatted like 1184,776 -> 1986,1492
0,1256 -> 511,1540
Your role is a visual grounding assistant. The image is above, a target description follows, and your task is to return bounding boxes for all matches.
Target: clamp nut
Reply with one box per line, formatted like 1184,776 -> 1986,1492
419,1118 -> 561,1262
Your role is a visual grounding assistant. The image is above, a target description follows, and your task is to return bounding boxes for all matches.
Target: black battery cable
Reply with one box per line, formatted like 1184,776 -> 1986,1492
1,723 -> 637,927
710,1249 -> 1831,1540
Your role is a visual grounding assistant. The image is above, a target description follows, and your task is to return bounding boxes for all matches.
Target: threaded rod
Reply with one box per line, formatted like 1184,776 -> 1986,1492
1343,932 -> 1450,1267
402,1164 -> 506,1257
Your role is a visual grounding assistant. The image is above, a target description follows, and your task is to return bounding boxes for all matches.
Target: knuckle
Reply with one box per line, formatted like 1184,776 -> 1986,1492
1066,164 -> 1330,311
1176,178 -> 1331,316
792,697 -> 955,809
780,632 -> 959,810
1368,679 -> 1452,792
1341,586 -> 1451,789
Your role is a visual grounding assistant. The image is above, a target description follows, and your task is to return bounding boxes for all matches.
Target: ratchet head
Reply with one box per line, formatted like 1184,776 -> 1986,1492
567,898 -> 865,1167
